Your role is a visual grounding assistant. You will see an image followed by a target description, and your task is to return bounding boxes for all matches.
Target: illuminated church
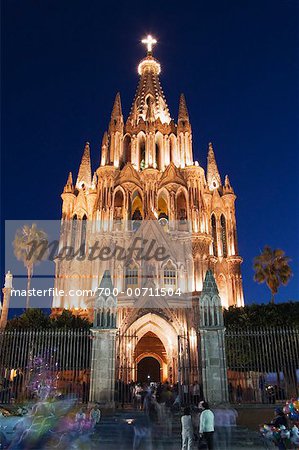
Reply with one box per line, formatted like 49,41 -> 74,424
52,36 -> 244,391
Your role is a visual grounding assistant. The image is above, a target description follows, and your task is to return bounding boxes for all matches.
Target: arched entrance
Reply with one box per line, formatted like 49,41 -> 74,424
137,357 -> 160,383
135,331 -> 166,382
120,313 -> 180,384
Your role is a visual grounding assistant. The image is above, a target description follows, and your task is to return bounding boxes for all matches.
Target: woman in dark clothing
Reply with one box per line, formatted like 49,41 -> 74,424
269,407 -> 288,428
268,408 -> 288,450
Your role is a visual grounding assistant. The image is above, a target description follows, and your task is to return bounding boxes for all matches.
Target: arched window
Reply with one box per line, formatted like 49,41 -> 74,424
123,135 -> 131,166
71,214 -> 77,255
211,214 -> 218,257
157,191 -> 169,222
176,191 -> 187,222
155,143 -> 159,169
220,214 -> 227,257
164,261 -> 177,287
139,136 -> 146,170
131,190 -> 143,231
169,137 -> 174,162
114,190 -> 124,222
78,215 -> 87,257
125,265 -> 138,289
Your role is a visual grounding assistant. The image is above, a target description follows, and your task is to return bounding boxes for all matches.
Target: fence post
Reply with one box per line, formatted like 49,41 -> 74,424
198,270 -> 229,404
89,270 -> 117,408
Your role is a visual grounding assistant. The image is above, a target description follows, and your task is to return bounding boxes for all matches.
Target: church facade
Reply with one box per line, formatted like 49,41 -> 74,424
52,37 -> 244,389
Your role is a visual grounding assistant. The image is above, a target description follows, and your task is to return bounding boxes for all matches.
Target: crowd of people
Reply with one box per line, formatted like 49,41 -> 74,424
117,381 -> 238,450
115,380 -> 203,409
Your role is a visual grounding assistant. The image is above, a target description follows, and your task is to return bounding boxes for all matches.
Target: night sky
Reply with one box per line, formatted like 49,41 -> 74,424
2,0 -> 299,304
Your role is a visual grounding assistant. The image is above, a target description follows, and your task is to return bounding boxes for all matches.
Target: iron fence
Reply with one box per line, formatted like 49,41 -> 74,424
0,329 -> 92,404
225,327 -> 299,403
0,327 -> 298,406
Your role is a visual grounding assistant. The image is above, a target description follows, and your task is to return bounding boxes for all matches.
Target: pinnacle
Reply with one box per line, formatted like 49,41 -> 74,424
98,270 -> 114,295
67,171 -> 73,185
102,131 -> 108,146
63,171 -> 74,193
111,92 -> 123,119
76,142 -> 92,189
178,93 -> 189,121
224,174 -> 234,193
202,270 -> 219,295
207,142 -> 221,190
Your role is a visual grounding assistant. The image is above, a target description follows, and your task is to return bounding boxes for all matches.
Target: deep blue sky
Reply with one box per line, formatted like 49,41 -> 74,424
2,0 -> 299,304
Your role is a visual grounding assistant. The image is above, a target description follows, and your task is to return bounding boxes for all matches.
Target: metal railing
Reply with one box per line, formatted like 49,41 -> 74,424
0,329 -> 91,404
0,327 -> 298,405
225,327 -> 299,403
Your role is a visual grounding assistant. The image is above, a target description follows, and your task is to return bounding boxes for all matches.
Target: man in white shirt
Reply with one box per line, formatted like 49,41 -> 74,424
199,401 -> 214,449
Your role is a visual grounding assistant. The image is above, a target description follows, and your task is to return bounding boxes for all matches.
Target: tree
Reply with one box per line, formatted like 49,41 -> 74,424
6,308 -> 51,330
13,224 -> 49,309
5,309 -> 92,330
224,302 -> 299,328
253,246 -> 292,303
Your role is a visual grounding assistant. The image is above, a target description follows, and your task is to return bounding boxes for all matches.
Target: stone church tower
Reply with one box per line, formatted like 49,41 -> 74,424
53,36 -> 244,387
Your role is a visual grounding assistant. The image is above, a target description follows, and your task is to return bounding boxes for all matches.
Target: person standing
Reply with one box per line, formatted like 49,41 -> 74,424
193,381 -> 200,406
199,402 -> 214,450
181,406 -> 193,450
89,404 -> 101,428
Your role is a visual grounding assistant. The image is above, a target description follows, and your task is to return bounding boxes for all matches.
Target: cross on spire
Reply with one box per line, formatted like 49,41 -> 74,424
142,35 -> 157,54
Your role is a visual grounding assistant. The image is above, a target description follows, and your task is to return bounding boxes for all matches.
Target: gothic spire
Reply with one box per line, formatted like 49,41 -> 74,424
178,93 -> 189,122
207,142 -> 221,190
128,36 -> 171,125
223,174 -> 234,193
202,269 -> 219,296
109,93 -> 123,133
63,172 -> 74,193
98,270 -> 114,292
111,92 -> 123,119
76,142 -> 92,189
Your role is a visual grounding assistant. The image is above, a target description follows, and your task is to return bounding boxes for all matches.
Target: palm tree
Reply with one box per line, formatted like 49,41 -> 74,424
253,246 -> 292,303
13,224 -> 49,309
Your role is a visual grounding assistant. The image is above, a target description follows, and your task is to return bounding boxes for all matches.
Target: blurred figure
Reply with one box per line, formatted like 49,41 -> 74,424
214,406 -> 236,450
192,381 -> 200,406
228,382 -> 234,403
181,406 -> 193,450
75,408 -> 86,432
183,383 -> 189,406
133,415 -> 152,450
89,404 -> 101,428
236,384 -> 243,403
134,383 -> 143,410
268,407 -> 288,428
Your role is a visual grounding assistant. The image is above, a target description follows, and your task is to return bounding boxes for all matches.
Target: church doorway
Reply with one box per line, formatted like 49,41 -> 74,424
137,357 -> 160,383
135,331 -> 167,382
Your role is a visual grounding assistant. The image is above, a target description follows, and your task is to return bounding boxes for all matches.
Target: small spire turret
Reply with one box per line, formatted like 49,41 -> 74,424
207,142 -> 221,190
63,171 -> 74,193
76,142 -> 92,189
223,174 -> 234,194
178,93 -> 190,124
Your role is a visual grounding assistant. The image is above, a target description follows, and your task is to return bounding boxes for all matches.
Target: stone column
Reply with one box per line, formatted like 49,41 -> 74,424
198,270 -> 228,404
0,271 -> 13,330
89,328 -> 117,407
89,270 -> 117,408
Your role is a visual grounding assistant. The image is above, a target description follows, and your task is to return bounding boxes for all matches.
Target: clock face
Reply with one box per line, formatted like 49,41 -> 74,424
159,217 -> 168,227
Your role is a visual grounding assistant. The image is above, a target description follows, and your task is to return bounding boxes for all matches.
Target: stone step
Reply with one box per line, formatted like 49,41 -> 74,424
93,415 -> 266,449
